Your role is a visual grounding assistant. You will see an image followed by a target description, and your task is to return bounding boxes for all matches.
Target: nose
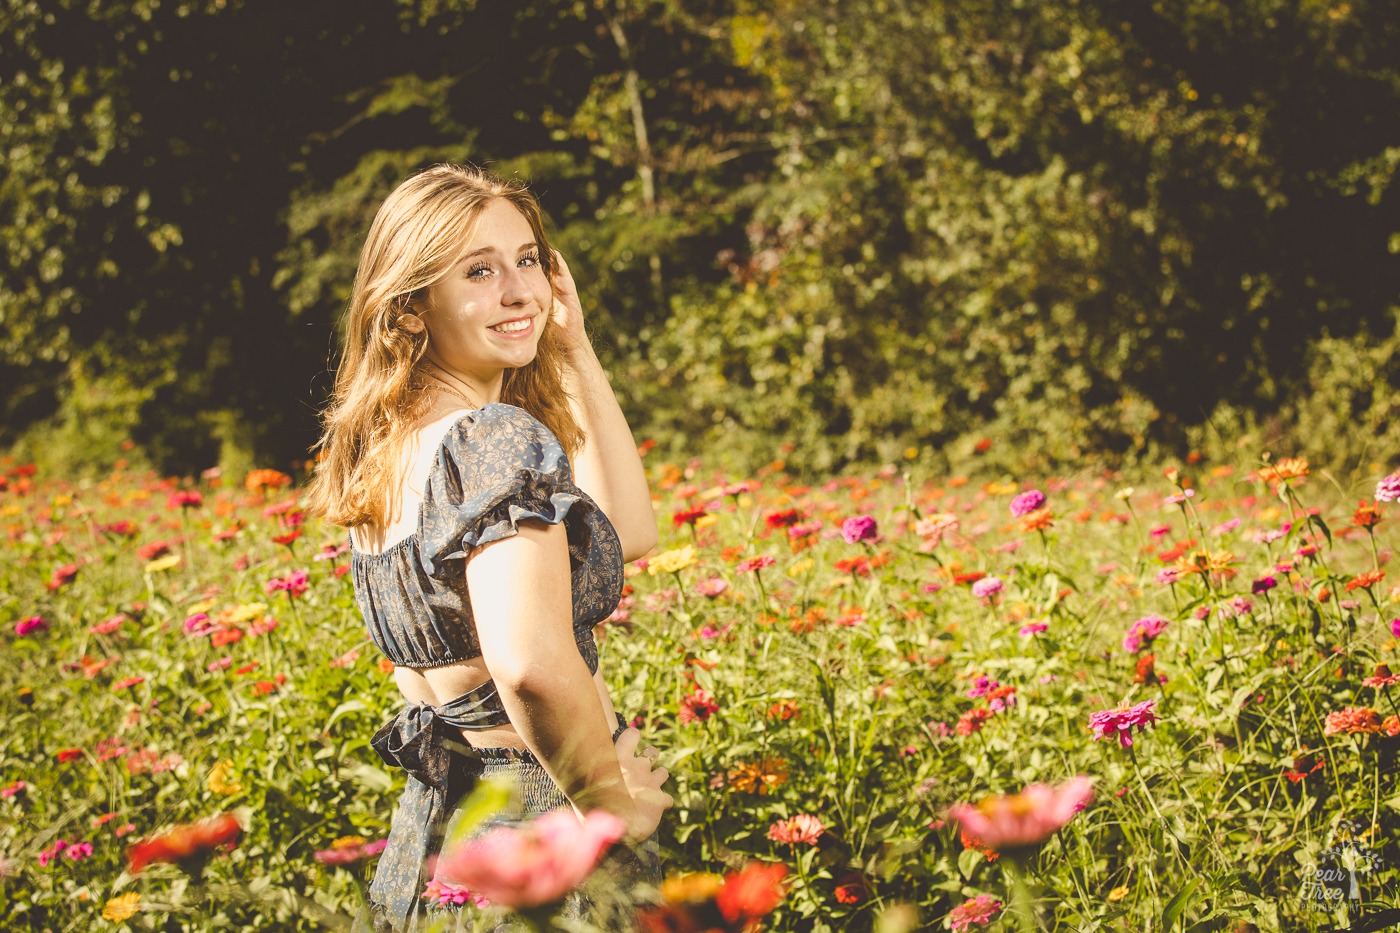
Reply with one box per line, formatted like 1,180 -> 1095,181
499,264 -> 530,307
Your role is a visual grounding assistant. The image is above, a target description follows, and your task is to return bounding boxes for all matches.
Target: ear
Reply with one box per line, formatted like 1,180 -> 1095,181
396,313 -> 426,335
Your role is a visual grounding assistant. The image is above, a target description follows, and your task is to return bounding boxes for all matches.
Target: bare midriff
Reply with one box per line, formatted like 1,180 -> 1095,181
393,659 -> 619,750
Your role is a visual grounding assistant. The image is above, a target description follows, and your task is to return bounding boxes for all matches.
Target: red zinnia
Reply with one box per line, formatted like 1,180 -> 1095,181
715,862 -> 788,926
672,506 -> 709,529
127,814 -> 242,874
764,509 -> 800,530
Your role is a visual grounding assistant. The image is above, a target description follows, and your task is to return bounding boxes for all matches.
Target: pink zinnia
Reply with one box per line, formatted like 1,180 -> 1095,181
1019,621 -> 1048,637
265,569 -> 310,598
314,838 -> 388,866
766,814 -> 824,846
948,776 -> 1093,855
1121,616 -> 1169,653
422,877 -> 490,908
1009,490 -> 1046,518
1088,700 -> 1159,748
695,577 -> 729,598
1323,706 -> 1382,736
65,842 -> 94,861
736,555 -> 776,574
948,894 -> 1003,931
971,576 -> 1003,600
840,515 -> 879,544
1375,470 -> 1400,503
14,616 -> 47,637
435,809 -> 625,909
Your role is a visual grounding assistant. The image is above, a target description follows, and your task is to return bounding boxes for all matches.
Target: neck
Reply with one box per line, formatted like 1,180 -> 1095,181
421,354 -> 503,406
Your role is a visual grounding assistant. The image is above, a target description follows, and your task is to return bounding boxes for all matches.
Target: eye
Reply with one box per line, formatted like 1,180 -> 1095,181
466,261 -> 493,280
518,251 -> 540,269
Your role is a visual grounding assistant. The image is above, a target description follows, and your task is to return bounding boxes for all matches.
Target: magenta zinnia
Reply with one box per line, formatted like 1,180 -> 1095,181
1088,700 -> 1158,748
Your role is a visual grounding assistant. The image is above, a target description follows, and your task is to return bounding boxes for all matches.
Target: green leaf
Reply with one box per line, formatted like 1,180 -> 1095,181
1160,876 -> 1202,931
443,778 -> 515,847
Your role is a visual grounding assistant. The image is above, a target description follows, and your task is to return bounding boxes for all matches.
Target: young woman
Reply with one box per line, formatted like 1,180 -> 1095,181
307,163 -> 671,931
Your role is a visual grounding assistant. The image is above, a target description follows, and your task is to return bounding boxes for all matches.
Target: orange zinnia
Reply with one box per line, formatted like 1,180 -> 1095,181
1256,458 -> 1309,486
1344,570 -> 1385,592
244,469 -> 293,492
728,757 -> 788,794
1172,548 -> 1235,577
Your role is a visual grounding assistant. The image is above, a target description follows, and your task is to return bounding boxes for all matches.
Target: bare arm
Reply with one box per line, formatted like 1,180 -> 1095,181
466,521 -> 669,837
550,252 -> 658,562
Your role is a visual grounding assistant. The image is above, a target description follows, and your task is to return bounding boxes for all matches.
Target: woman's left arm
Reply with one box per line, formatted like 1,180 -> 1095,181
551,252 -> 658,562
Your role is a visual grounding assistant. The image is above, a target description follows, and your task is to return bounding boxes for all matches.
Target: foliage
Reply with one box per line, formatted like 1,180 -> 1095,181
1,444 -> 1398,930
0,0 -> 1397,474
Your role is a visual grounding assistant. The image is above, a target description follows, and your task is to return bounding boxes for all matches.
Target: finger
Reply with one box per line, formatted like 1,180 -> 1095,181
641,745 -> 660,762
648,766 -> 670,786
614,728 -> 641,757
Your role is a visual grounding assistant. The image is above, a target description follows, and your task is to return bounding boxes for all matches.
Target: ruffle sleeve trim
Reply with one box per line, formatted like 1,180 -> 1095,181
418,404 -> 592,574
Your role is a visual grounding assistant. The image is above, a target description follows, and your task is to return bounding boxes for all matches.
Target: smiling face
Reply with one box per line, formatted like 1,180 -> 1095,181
417,197 -> 553,399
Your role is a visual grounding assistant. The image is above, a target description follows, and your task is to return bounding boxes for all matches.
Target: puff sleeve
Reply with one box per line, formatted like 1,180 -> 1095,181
418,404 -> 596,576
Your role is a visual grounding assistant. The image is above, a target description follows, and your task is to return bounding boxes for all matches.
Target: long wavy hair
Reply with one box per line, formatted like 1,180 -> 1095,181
306,164 -> 583,530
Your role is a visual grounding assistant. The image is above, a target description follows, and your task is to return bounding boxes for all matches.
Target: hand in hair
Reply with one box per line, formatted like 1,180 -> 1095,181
548,250 -> 589,356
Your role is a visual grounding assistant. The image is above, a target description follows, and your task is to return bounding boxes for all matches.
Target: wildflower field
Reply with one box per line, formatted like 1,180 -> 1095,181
2,448 -> 1398,932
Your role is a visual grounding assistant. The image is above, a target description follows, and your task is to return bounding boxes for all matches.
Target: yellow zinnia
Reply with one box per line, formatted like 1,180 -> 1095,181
207,759 -> 243,796
102,891 -> 141,922
647,545 -> 697,575
143,554 -> 182,573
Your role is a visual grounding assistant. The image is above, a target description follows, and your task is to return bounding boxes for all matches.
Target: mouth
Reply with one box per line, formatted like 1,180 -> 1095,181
488,314 -> 537,337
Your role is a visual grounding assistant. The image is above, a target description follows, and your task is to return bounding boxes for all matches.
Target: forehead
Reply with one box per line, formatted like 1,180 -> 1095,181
460,198 -> 536,251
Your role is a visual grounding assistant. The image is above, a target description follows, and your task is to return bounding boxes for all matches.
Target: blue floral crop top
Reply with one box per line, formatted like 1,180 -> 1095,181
348,403 -> 624,673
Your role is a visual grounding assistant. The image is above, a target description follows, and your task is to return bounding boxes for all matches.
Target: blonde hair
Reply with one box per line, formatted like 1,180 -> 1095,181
306,164 -> 583,529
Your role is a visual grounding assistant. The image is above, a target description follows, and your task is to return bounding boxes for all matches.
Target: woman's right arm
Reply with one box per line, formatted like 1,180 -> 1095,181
465,520 -> 671,839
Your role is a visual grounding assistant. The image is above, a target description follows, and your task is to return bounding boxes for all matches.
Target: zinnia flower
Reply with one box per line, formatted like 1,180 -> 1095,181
435,809 -> 624,909
14,616 -> 47,637
102,892 -> 141,922
1121,616 -> 1169,653
970,576 -> 1003,600
948,776 -> 1092,857
766,814 -> 824,846
1256,458 -> 1309,486
1322,706 -> 1382,736
648,545 -> 698,575
735,555 -> 776,574
947,894 -> 1003,931
840,515 -> 878,544
1374,470 -> 1400,503
1088,700 -> 1159,748
314,836 -> 388,865
679,688 -> 719,724
1009,490 -> 1046,518
127,813 -> 243,874
422,877 -> 490,907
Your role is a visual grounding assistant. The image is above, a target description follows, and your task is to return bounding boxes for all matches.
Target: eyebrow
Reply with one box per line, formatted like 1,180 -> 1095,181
458,242 -> 538,263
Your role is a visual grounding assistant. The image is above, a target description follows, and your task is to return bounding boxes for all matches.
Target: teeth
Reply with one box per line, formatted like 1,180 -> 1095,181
491,319 -> 531,333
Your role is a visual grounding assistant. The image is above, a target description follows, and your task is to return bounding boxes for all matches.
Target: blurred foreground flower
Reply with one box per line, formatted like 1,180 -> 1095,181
948,776 -> 1092,859
435,809 -> 624,910
127,813 -> 242,875
640,862 -> 788,933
